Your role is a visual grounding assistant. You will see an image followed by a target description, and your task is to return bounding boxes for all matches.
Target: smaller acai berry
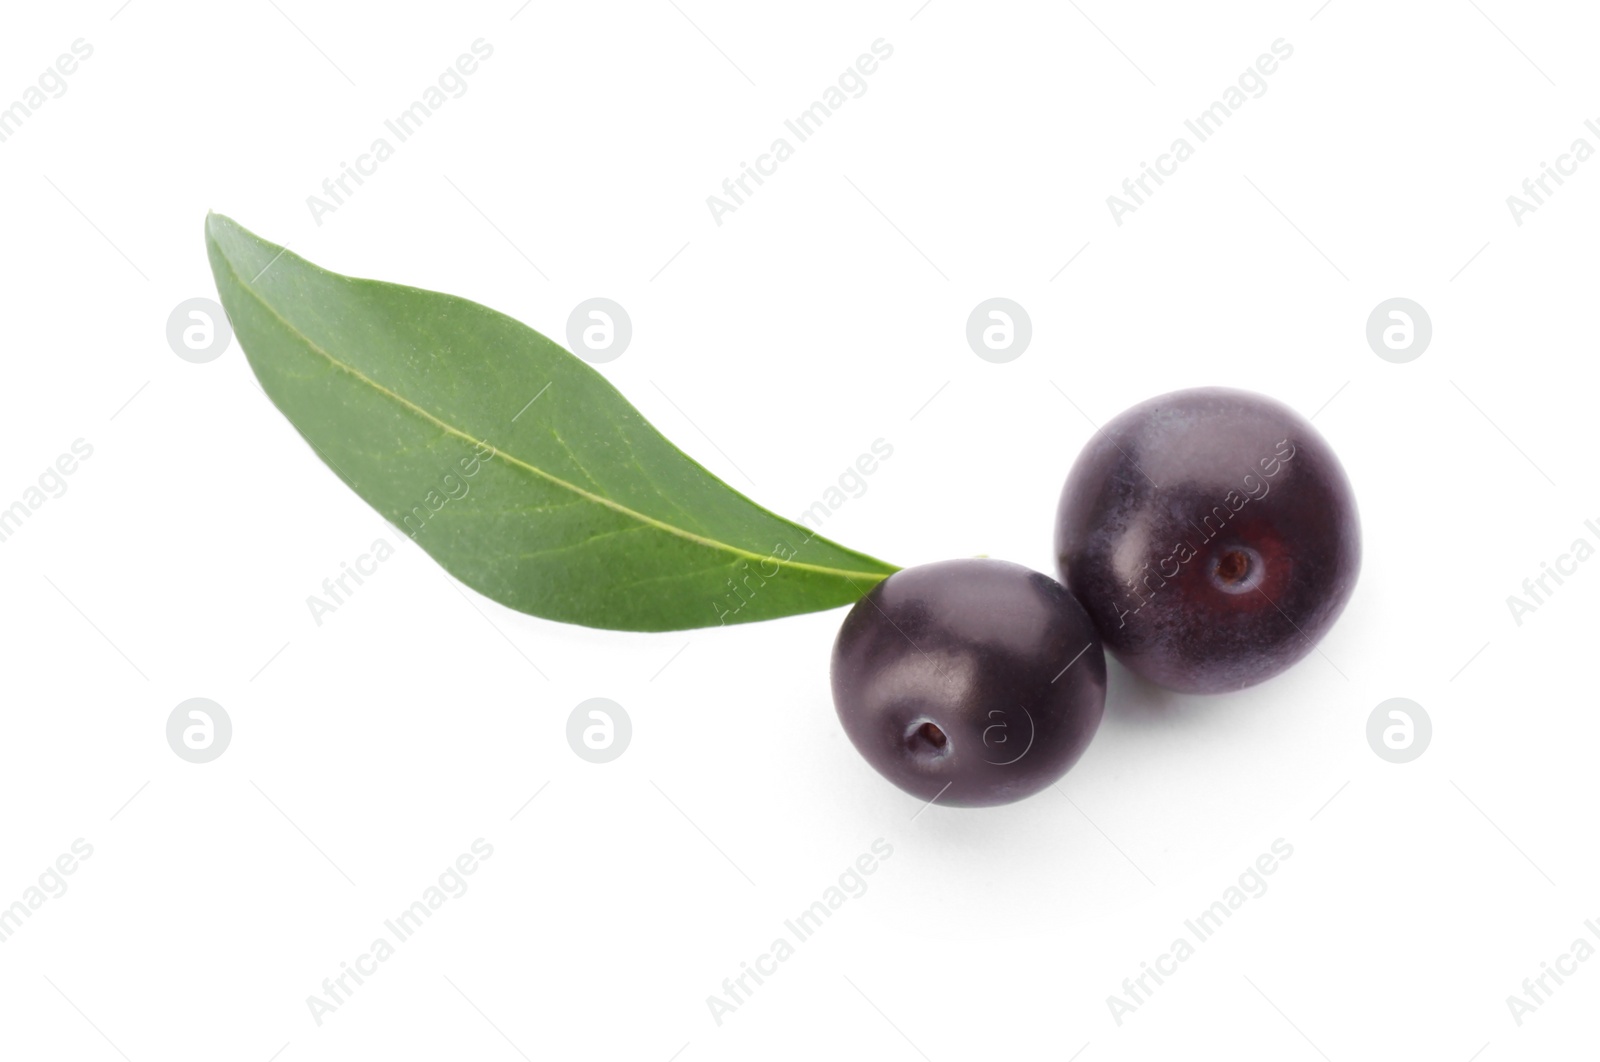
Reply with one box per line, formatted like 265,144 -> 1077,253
830,559 -> 1107,808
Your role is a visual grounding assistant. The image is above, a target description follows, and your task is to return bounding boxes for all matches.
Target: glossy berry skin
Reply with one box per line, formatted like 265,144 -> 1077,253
831,559 -> 1106,808
1055,387 -> 1360,694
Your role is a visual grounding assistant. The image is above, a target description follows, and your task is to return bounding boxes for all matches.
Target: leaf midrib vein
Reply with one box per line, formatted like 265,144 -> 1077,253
216,238 -> 889,583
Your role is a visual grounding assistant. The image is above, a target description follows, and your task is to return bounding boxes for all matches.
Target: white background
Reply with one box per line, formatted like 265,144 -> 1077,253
1,1 -> 1596,1059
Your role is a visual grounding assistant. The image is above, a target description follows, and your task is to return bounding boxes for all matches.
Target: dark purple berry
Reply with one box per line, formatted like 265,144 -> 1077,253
1055,387 -> 1360,693
831,559 -> 1106,808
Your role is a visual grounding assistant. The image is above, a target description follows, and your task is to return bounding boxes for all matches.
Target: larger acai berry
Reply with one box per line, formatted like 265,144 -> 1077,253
1054,386 -> 1360,693
831,559 -> 1107,808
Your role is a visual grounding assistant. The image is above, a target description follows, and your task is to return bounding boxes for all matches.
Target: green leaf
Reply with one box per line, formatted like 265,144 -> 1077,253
205,212 -> 897,631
